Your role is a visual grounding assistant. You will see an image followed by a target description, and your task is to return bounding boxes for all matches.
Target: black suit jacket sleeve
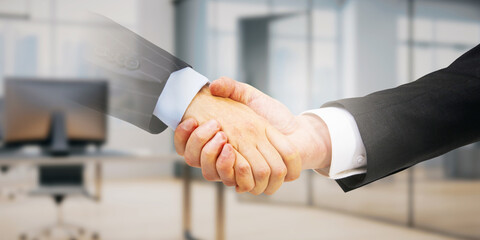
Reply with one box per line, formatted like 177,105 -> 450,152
323,44 -> 480,192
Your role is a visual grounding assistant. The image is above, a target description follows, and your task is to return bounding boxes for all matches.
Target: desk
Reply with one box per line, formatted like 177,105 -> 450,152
181,163 -> 226,240
0,151 -> 226,240
0,150 -> 133,201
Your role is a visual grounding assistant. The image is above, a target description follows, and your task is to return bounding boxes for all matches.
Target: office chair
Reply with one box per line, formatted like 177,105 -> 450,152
0,165 -> 22,201
19,165 -> 100,240
0,167 -> 16,201
2,79 -> 108,240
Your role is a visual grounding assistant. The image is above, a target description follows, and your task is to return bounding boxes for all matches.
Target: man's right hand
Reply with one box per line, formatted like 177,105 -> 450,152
175,85 -> 301,195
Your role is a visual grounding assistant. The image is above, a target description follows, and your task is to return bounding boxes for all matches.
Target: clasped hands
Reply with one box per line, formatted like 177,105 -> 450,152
174,77 -> 332,195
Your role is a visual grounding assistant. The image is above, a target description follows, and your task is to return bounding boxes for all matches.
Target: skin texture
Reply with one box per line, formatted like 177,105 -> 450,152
176,86 -> 301,195
175,78 -> 332,195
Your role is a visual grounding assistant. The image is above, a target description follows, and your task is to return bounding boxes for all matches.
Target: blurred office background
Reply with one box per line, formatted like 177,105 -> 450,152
0,0 -> 479,239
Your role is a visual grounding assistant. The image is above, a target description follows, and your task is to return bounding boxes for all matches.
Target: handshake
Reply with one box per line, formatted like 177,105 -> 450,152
174,77 -> 332,195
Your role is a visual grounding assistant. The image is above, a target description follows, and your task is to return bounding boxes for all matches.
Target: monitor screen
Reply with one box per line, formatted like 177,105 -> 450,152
3,78 -> 108,151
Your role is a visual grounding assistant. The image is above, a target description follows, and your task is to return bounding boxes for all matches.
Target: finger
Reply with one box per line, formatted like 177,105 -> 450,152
174,118 -> 198,156
257,143 -> 287,195
209,77 -> 258,105
238,144 -> 270,195
266,126 -> 302,182
233,149 -> 255,193
216,144 -> 236,186
209,77 -> 236,98
184,119 -> 220,168
200,131 -> 227,181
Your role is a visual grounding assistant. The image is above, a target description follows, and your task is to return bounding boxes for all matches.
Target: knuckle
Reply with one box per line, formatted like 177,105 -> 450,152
223,179 -> 236,187
175,125 -> 188,136
202,171 -> 216,181
283,150 -> 297,163
242,183 -> 255,193
249,188 -> 262,196
236,164 -> 251,176
202,147 -> 216,160
264,189 -> 276,196
173,129 -> 183,141
191,130 -> 207,142
237,186 -> 248,193
237,181 -> 255,193
175,147 -> 183,156
254,166 -> 271,180
285,171 -> 301,182
217,161 -> 231,173
272,166 -> 287,179
184,156 -> 198,167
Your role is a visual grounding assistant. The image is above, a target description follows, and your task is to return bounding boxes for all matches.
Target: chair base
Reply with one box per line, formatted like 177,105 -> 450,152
19,222 -> 100,240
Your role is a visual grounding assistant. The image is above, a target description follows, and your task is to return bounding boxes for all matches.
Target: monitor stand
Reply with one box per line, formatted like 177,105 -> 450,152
48,112 -> 69,156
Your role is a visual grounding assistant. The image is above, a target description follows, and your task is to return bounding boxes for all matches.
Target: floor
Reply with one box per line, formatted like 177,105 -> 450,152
0,178 -> 460,240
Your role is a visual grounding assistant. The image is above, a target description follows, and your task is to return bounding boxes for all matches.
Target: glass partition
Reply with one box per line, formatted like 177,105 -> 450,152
201,0 -> 480,238
414,145 -> 480,239
410,1 -> 480,238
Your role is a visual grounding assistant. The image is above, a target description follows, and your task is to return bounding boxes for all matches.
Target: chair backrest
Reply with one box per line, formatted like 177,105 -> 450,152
39,165 -> 84,187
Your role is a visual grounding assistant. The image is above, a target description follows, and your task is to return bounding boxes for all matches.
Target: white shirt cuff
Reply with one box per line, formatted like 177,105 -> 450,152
303,107 -> 367,179
153,67 -> 209,130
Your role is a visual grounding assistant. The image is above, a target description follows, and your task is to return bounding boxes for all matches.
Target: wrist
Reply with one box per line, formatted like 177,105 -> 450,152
294,114 -> 332,170
182,85 -> 211,124
153,67 -> 209,130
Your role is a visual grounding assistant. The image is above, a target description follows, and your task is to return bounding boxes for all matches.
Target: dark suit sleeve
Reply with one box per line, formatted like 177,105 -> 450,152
323,44 -> 480,192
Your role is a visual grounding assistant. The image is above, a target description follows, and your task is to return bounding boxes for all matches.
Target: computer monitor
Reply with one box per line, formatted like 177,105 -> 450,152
3,78 -> 108,156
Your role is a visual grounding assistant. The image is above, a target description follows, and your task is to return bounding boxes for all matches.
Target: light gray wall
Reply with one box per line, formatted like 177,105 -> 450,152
175,0 -> 209,75
340,0 -> 406,98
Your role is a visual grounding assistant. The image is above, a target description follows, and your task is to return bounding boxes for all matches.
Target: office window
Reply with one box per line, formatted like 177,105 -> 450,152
310,0 -> 412,225
397,16 -> 480,81
55,25 -> 98,78
14,35 -> 38,76
269,14 -> 309,114
0,0 -> 29,17
269,2 -> 340,114
270,0 -> 308,13
397,1 -> 480,238
311,5 -> 339,108
207,0 -> 269,79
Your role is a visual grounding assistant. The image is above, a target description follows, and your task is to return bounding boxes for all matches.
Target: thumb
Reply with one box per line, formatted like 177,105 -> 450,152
209,77 -> 260,105
210,77 -> 296,134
